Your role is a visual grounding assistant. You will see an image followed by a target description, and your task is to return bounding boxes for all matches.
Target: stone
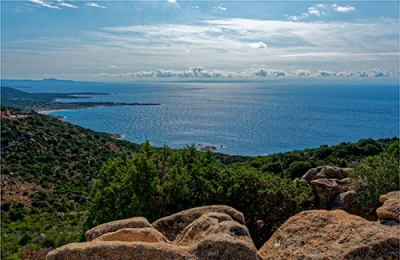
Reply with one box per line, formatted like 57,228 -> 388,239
47,206 -> 258,260
377,191 -> 400,222
176,212 -> 253,246
189,234 -> 260,260
258,209 -> 399,260
93,227 -> 168,243
152,205 -> 245,242
310,178 -> 340,209
45,241 -> 197,260
332,190 -> 366,216
85,217 -> 152,242
302,166 -> 352,185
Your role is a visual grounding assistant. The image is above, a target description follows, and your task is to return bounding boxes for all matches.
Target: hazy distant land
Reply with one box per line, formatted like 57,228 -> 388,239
1,86 -> 161,112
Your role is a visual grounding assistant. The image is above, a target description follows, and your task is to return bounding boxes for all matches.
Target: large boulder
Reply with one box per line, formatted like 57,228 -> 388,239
93,227 -> 168,243
47,206 -> 259,260
377,191 -> 400,223
302,166 -> 352,185
85,217 -> 152,241
302,166 -> 359,211
46,241 -> 195,260
310,178 -> 341,209
332,190 -> 366,216
152,205 -> 245,242
258,209 -> 399,260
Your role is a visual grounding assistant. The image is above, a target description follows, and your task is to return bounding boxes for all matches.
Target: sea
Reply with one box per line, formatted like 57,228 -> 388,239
9,81 -> 400,156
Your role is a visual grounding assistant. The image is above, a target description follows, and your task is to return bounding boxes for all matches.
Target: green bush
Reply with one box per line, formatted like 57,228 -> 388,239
85,142 -> 313,248
350,141 -> 399,219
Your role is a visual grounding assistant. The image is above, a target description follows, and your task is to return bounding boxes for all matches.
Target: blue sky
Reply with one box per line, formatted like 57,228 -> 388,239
1,0 -> 399,82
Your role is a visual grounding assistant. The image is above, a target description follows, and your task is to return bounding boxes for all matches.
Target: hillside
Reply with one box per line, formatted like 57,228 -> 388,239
1,106 -> 398,259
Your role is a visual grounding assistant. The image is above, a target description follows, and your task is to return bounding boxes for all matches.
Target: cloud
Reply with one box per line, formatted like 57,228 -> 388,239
93,67 -> 399,80
168,0 -> 176,3
86,2 -> 106,8
58,1 -> 78,9
332,4 -> 356,12
287,4 -> 327,21
249,42 -> 267,49
30,0 -> 60,9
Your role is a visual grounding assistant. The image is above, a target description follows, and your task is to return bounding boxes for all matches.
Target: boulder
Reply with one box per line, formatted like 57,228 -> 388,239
189,234 -> 261,260
303,166 -> 358,211
310,178 -> 340,209
302,166 -> 351,185
332,191 -> 366,216
258,209 -> 399,260
377,191 -> 400,222
45,241 -> 196,260
176,212 -> 253,246
93,227 -> 168,243
152,205 -> 245,242
47,206 -> 258,260
85,217 -> 152,242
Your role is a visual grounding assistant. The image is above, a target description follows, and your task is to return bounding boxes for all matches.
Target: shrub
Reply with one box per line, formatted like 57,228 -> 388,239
350,143 -> 399,219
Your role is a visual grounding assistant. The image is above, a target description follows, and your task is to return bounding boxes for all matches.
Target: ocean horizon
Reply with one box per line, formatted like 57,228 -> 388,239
6,81 -> 399,156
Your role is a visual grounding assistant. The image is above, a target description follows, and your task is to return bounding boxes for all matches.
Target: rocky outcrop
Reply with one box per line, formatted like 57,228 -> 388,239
302,166 -> 361,213
302,166 -> 352,184
46,241 -> 196,260
47,204 -> 400,259
85,217 -> 152,241
93,227 -> 168,243
46,205 -> 259,260
258,209 -> 399,260
152,205 -> 245,242
377,191 -> 400,223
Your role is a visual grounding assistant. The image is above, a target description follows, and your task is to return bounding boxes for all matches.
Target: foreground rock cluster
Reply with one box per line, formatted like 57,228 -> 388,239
47,193 -> 399,260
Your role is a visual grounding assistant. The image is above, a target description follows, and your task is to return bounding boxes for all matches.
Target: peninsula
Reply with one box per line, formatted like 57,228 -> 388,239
1,86 -> 161,112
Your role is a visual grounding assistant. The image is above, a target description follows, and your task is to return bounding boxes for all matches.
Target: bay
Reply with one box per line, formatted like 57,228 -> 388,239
31,82 -> 399,156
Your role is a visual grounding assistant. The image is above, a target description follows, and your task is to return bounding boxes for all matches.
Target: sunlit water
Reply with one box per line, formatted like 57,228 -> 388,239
23,82 -> 399,156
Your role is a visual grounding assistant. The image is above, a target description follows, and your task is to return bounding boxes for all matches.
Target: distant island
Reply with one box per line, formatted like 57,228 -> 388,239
1,86 -> 161,112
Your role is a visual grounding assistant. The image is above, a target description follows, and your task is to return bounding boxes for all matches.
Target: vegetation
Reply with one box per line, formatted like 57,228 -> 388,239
85,143 -> 313,247
1,105 -> 398,259
350,140 -> 399,218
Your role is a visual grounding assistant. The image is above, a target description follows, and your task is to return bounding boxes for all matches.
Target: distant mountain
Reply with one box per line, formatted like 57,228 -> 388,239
1,78 -> 100,87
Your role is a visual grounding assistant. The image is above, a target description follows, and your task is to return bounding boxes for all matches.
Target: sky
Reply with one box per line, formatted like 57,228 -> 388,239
1,0 -> 399,82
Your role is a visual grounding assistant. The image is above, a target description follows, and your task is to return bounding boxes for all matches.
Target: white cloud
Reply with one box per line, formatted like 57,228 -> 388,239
287,4 -> 327,21
168,0 -> 176,3
332,4 -> 356,12
249,42 -> 267,49
58,1 -> 78,9
86,2 -> 105,8
30,0 -> 60,9
91,67 -> 399,79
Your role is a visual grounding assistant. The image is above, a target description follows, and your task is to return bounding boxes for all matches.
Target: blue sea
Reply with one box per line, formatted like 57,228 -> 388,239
17,81 -> 400,156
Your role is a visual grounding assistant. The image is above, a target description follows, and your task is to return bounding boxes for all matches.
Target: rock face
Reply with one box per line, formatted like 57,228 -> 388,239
377,191 -> 400,223
152,205 -> 245,242
46,205 -> 259,260
302,166 -> 364,214
258,209 -> 400,260
85,217 -> 152,242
